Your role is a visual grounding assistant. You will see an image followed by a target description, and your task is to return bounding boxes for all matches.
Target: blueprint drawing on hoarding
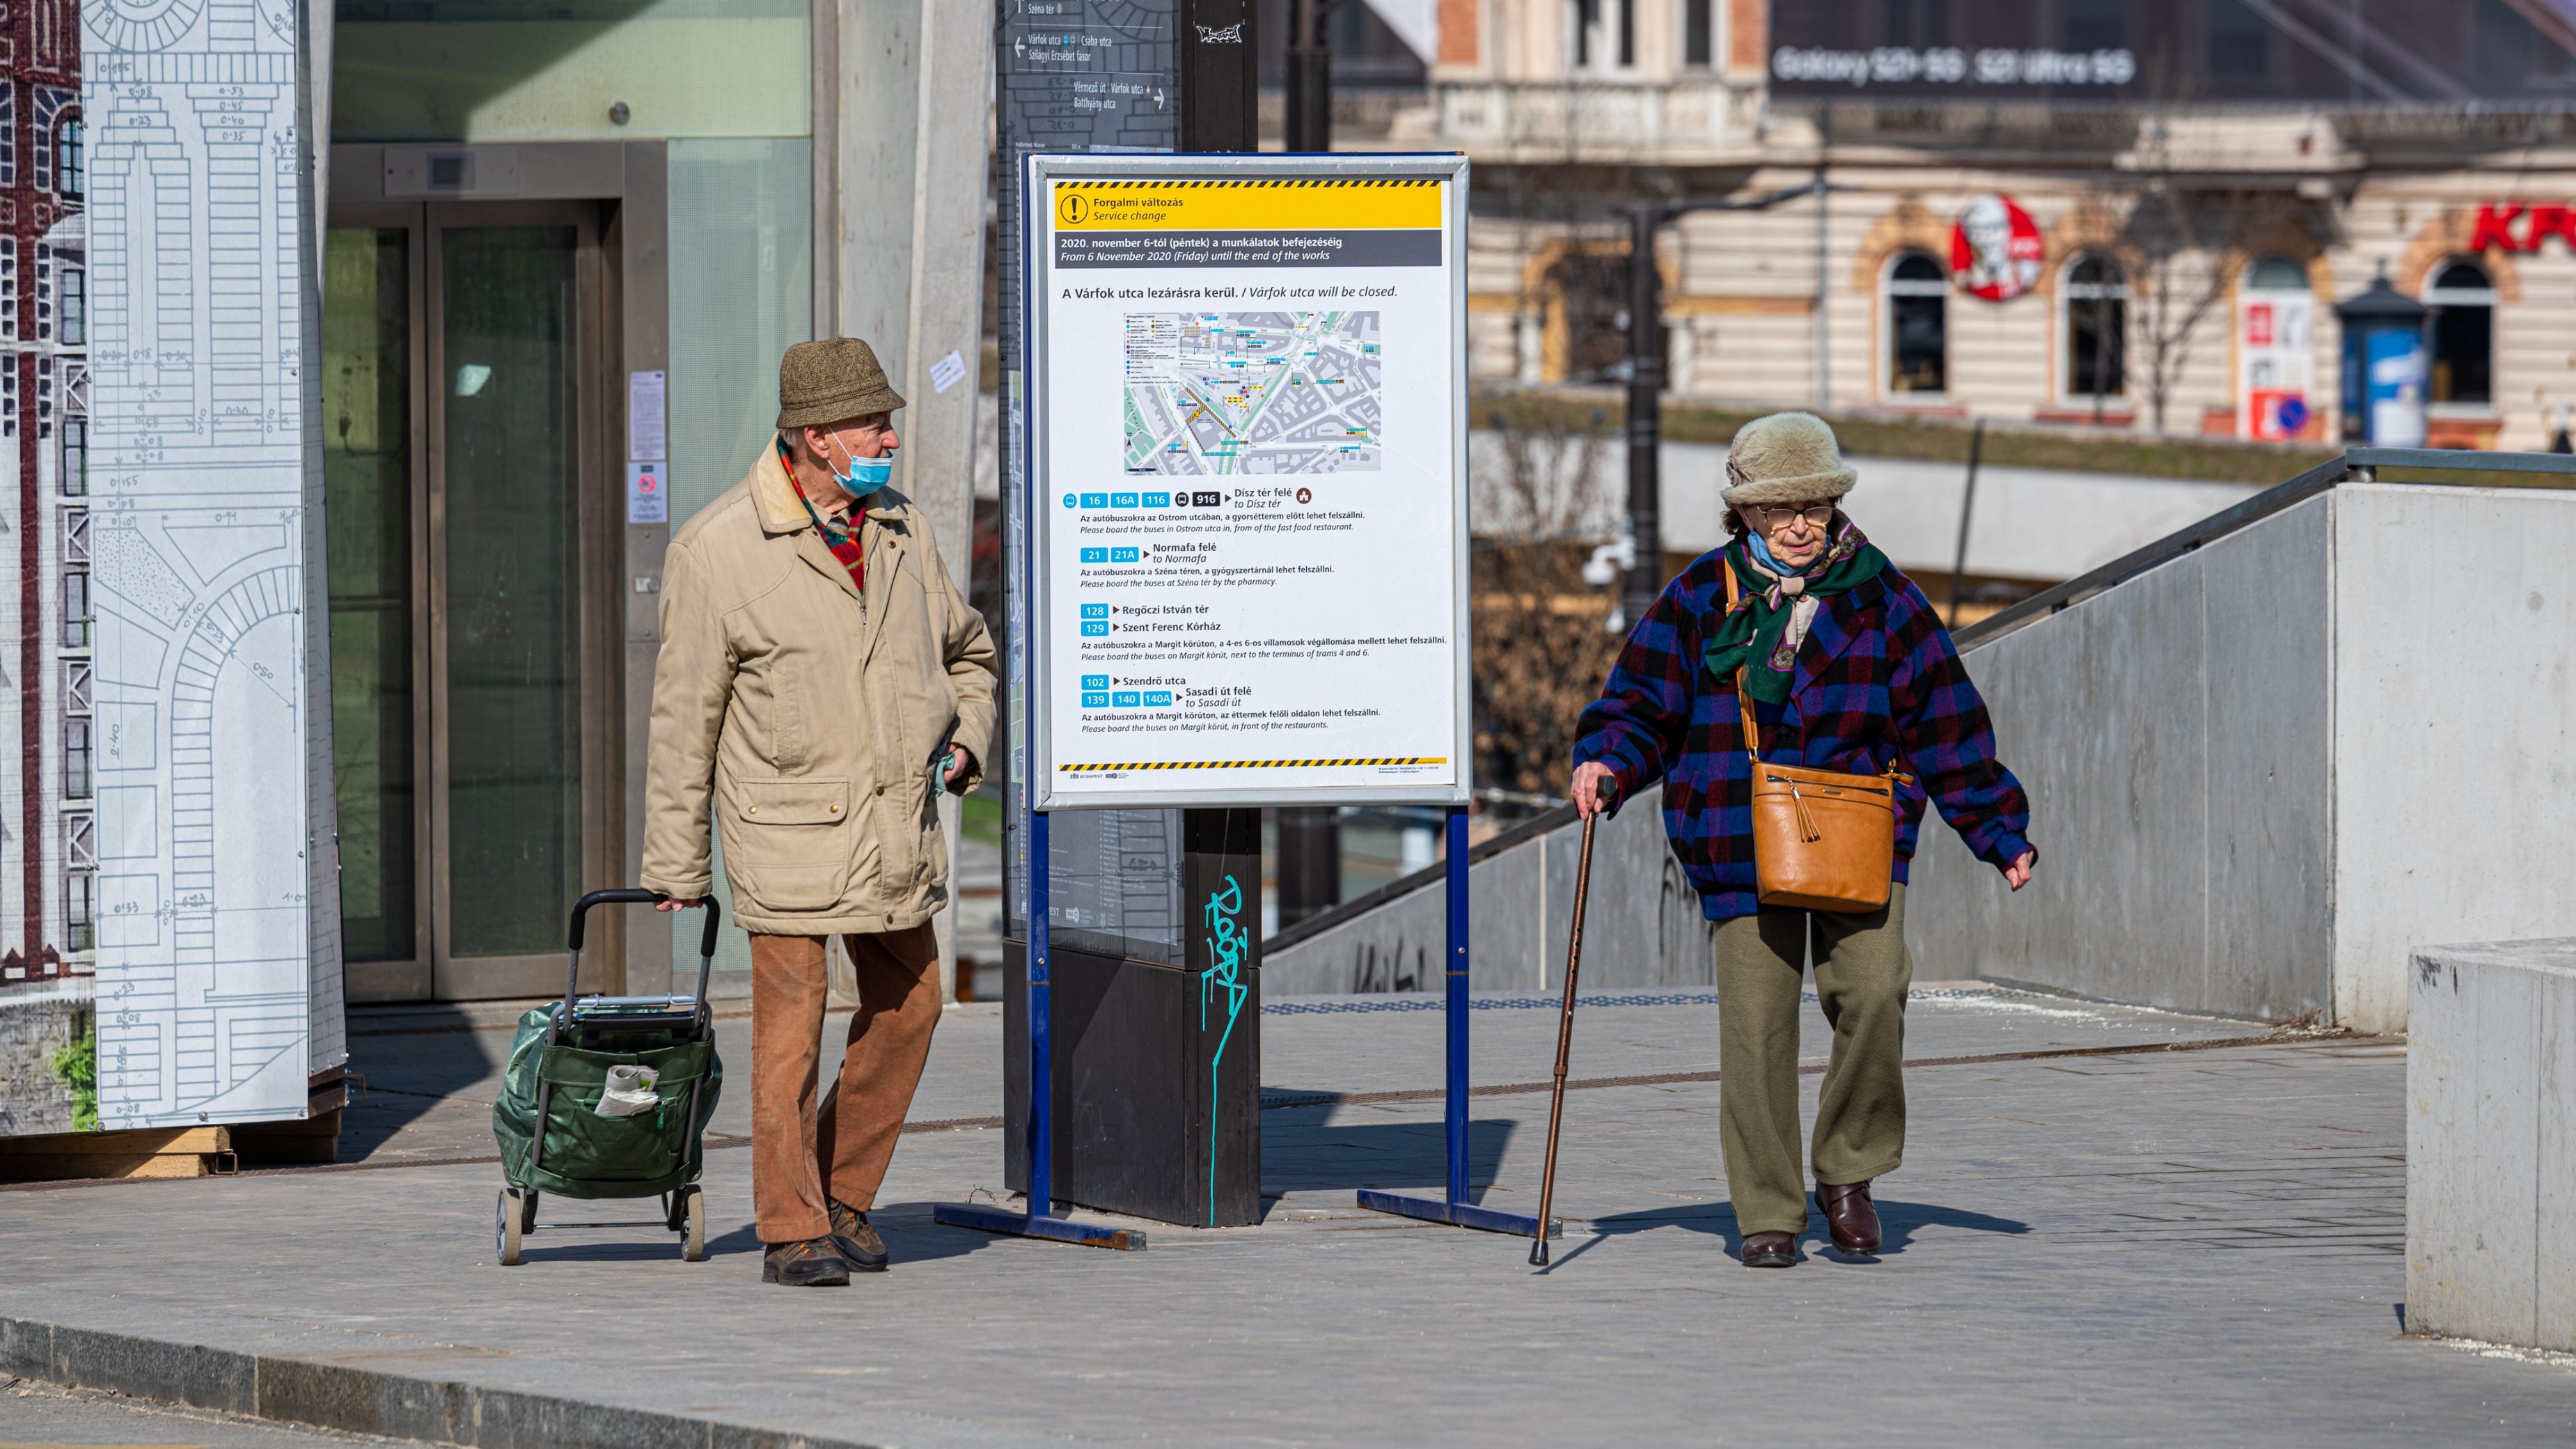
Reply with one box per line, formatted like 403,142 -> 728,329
79,0 -> 321,1131
1124,312 -> 1381,475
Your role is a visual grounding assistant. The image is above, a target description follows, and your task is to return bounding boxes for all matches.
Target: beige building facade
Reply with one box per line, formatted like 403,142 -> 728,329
1391,1 -> 2576,450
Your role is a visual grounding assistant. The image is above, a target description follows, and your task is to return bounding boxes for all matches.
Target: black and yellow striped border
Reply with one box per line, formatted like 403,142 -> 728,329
1060,757 -> 1447,772
1055,178 -> 1438,189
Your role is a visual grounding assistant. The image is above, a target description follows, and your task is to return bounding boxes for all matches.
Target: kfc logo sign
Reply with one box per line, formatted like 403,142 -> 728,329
1949,194 -> 2043,302
2469,203 -> 2576,252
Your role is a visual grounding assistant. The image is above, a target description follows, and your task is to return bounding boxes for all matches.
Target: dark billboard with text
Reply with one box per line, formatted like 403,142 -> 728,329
1768,1 -> 2576,107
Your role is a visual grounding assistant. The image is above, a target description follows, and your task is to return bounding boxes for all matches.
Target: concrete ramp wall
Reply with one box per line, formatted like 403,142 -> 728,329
1908,483 -> 2576,1033
1267,478 -> 2576,1035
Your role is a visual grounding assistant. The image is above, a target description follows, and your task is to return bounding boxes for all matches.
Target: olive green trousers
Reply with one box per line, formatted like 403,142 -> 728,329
1713,883 -> 1912,1237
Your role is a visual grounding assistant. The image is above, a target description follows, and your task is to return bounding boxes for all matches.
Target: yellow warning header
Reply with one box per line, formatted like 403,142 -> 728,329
1052,178 -> 1442,233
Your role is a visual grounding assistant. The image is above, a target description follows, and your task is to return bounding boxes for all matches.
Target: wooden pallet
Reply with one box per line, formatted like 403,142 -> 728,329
0,1073 -> 346,1181
0,1125 -> 235,1182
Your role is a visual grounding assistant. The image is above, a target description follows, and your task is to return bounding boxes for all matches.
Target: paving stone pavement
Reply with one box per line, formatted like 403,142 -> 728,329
331,982 -> 2269,1166
3,991 -> 2573,1447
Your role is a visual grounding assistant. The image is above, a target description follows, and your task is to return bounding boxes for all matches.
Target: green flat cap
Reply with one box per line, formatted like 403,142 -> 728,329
777,337 -> 906,430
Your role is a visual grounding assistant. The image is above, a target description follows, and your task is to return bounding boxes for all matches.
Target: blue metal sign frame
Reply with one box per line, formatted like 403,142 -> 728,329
1353,808 -> 1559,1242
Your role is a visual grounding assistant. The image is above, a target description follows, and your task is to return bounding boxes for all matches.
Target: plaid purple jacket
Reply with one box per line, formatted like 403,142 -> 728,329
1572,545 -> 2033,922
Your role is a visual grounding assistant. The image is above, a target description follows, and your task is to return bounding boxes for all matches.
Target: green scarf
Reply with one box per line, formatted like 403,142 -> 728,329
1704,520 -> 1889,704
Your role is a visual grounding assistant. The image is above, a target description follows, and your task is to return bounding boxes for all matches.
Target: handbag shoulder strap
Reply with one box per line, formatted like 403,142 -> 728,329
1723,556 -> 1760,765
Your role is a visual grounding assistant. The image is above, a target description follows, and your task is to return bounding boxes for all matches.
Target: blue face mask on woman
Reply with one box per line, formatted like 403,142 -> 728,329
826,432 -> 895,498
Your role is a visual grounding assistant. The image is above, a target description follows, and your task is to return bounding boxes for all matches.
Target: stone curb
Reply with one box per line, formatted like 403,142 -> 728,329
0,1315 -> 886,1449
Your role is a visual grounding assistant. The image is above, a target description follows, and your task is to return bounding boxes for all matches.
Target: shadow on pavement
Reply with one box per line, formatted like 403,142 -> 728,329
1259,1105 -> 1518,1213
512,1214 -> 1012,1268
872,1204 -> 1025,1264
341,1006 -> 520,1163
1537,1196 -> 2029,1271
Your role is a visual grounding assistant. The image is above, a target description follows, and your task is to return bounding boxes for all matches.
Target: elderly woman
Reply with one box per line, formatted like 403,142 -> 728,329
1570,412 -> 2035,1269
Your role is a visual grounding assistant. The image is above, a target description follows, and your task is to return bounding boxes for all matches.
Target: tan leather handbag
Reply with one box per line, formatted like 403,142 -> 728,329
1725,565 -> 1908,914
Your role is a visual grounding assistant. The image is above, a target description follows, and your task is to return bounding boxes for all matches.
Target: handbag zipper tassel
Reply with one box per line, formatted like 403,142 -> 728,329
1786,782 -> 1822,843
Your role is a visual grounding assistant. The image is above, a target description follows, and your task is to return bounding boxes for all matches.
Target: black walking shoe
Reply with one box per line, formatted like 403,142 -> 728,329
827,1198 -> 890,1273
762,1237 -> 851,1287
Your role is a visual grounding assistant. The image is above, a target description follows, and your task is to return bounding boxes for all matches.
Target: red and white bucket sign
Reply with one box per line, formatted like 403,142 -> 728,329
1949,194 -> 2043,302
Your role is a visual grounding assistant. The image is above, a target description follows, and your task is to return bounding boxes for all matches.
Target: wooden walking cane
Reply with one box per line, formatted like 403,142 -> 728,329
1528,792 -> 1604,1267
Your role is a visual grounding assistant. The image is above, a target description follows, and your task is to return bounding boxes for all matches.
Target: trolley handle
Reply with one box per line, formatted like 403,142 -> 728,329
568,888 -> 721,958
561,890 -> 724,1020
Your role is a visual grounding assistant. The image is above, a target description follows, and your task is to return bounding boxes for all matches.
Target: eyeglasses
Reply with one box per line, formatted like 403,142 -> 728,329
1750,503 -> 1835,531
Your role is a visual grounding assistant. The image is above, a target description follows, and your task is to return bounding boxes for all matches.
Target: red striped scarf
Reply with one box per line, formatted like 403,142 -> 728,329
780,436 -> 865,593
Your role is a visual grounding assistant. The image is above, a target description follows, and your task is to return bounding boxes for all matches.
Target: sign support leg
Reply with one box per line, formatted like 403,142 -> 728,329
936,812 -> 1147,1250
1444,804 -> 1470,1208
1354,806 -> 1558,1242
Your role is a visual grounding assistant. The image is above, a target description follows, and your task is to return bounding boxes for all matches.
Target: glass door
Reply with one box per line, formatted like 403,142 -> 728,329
325,202 -> 612,1002
427,205 -> 609,1000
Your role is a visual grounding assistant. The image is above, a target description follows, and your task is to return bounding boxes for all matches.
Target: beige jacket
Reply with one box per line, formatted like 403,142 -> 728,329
641,442 -> 997,934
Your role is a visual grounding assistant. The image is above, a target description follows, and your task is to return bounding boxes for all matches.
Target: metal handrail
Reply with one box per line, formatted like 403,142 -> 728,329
1951,447 -> 2576,653
1264,796 -> 1581,956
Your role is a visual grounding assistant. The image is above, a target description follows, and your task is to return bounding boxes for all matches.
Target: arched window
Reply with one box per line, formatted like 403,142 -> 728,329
1886,251 -> 1947,395
2245,256 -> 2307,291
2064,254 -> 2128,400
1543,250 -> 1628,384
54,119 -> 80,202
2423,259 -> 2494,407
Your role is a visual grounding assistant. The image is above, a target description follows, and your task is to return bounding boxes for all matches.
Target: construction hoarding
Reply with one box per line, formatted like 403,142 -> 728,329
3,0 -> 338,1137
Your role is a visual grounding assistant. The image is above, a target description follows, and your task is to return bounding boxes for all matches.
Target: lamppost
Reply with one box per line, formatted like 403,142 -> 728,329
1619,184 -> 1823,632
1285,0 -> 1335,151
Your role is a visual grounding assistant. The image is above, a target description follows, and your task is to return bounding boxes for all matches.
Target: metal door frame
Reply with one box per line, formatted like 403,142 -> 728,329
328,141 -> 670,1004
326,203 -> 435,1005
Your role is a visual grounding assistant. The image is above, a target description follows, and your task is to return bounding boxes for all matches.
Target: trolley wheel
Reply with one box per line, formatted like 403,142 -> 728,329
496,1189 -> 524,1267
662,1190 -> 684,1232
520,1189 -> 540,1232
679,1185 -> 707,1262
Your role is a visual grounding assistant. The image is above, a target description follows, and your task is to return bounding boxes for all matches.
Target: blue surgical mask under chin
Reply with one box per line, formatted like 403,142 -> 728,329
1745,528 -> 1786,572
829,439 -> 895,498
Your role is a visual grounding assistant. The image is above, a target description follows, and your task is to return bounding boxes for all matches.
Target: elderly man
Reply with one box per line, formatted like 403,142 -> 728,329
643,338 -> 996,1287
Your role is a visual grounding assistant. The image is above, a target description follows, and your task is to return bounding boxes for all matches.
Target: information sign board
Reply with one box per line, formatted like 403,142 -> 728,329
1025,152 -> 1470,810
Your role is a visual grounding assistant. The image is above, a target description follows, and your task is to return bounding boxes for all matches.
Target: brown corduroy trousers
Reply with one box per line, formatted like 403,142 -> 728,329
749,925 -> 942,1244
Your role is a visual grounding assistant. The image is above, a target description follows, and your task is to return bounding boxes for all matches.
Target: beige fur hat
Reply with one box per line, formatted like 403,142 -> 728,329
1722,412 -> 1857,508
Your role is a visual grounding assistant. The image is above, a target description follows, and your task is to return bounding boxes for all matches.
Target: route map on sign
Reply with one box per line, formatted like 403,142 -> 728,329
1123,312 -> 1382,475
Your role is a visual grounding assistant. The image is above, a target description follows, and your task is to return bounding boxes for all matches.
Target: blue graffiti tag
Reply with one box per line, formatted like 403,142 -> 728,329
1201,872 -> 1250,1225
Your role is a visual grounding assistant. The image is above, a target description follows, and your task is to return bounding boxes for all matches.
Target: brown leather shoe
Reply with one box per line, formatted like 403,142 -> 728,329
1740,1230 -> 1796,1267
828,1198 -> 889,1272
762,1237 -> 851,1287
1816,1179 -> 1881,1255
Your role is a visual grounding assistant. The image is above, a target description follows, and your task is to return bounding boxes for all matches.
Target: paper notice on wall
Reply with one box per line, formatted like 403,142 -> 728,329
629,370 -> 668,461
931,349 -> 970,395
2238,294 -> 2312,441
628,461 -> 669,523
